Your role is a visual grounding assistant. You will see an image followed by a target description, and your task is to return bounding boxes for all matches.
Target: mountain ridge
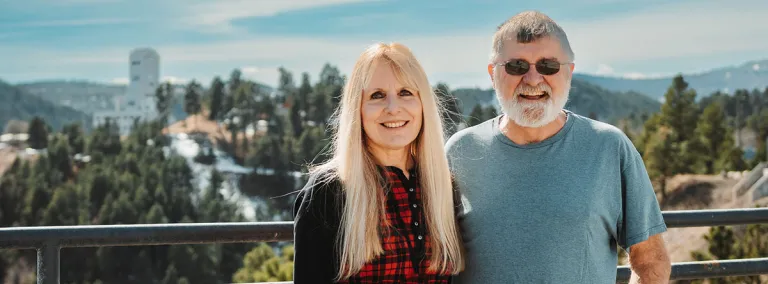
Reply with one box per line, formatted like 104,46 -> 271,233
575,59 -> 768,100
0,79 -> 91,133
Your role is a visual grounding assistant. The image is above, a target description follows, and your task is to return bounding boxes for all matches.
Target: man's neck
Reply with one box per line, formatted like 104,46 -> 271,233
500,111 -> 567,145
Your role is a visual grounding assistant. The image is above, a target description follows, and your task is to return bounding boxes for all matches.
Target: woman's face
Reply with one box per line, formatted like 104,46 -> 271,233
361,62 -> 423,154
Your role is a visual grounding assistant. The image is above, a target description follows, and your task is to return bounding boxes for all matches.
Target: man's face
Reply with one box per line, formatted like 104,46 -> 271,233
488,35 -> 574,128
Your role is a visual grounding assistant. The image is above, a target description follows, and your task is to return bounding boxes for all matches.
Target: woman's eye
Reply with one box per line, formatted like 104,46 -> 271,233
370,91 -> 384,99
399,89 -> 413,96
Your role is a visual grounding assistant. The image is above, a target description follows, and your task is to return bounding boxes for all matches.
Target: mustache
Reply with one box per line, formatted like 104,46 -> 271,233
514,83 -> 552,95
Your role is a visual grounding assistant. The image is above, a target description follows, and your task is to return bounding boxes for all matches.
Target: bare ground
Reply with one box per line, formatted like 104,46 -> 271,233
0,147 -> 17,177
659,174 -> 742,263
162,113 -> 264,160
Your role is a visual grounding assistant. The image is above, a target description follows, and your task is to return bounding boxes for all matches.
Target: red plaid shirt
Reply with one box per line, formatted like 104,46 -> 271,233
292,166 -> 458,284
340,166 -> 450,284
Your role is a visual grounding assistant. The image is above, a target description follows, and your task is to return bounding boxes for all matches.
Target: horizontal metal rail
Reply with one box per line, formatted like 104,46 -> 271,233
0,222 -> 294,250
663,207 -> 768,228
617,258 -> 768,281
0,208 -> 766,284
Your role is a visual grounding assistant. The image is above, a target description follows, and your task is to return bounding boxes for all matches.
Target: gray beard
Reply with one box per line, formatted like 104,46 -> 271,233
496,89 -> 569,128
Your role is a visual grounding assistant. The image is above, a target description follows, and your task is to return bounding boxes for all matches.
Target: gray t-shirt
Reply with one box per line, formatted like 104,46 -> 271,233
445,110 -> 666,283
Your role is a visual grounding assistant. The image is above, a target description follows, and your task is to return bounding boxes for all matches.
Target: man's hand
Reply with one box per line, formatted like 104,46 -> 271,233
628,234 -> 671,284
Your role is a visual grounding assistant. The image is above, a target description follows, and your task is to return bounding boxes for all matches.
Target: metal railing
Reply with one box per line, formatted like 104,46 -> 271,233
1,208 -> 767,284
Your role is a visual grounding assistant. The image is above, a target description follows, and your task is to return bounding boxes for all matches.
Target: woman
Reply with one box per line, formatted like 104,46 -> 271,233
293,42 -> 465,283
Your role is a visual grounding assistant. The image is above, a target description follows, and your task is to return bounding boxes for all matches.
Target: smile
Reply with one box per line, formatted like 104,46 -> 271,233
381,121 -> 409,128
519,91 -> 550,101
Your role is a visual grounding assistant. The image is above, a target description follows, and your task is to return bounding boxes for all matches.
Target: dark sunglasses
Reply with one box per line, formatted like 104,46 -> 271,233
497,58 -> 571,76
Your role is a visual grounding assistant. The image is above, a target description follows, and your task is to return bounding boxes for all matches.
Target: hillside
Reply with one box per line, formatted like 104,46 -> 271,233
0,79 -> 91,133
16,80 -> 274,121
452,79 -> 661,124
17,80 -> 126,114
575,59 -> 768,100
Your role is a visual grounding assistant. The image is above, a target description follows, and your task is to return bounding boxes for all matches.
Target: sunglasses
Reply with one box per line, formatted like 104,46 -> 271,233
497,58 -> 571,76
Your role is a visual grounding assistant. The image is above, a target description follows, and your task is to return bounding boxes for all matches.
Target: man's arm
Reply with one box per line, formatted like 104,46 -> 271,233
628,234 -> 671,284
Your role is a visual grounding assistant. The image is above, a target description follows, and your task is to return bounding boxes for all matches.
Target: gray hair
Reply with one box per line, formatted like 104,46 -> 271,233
490,11 -> 574,63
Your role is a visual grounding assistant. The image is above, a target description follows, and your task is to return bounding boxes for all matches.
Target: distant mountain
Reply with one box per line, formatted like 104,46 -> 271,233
17,79 -> 275,115
0,79 -> 91,133
17,80 -> 126,114
575,59 -> 768,100
452,78 -> 661,124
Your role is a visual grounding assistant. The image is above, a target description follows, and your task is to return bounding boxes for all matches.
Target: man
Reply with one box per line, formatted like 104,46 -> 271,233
446,11 -> 671,283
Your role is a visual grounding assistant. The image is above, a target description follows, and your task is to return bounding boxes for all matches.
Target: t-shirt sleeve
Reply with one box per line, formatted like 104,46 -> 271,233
617,135 -> 668,252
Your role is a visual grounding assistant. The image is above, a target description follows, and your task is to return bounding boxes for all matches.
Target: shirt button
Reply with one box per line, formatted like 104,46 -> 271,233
412,204 -> 418,208
414,222 -> 419,226
409,188 -> 414,192
418,235 -> 423,240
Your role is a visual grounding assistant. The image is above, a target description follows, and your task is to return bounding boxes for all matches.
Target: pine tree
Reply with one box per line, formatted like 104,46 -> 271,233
433,83 -> 463,137
89,119 -> 122,156
297,73 -> 313,119
640,75 -> 700,177
228,69 -> 242,96
717,140 -> 748,172
277,67 -> 296,104
310,64 -> 344,124
184,80 -> 202,130
747,109 -> 768,165
232,244 -> 293,282
62,123 -> 85,154
223,69 -> 242,118
660,75 -> 698,143
208,76 -> 225,121
693,102 -> 729,174
290,100 -> 303,137
28,116 -> 49,149
642,126 -> 679,199
484,105 -> 498,120
466,104 -> 485,127
155,82 -> 174,124
48,134 -> 74,181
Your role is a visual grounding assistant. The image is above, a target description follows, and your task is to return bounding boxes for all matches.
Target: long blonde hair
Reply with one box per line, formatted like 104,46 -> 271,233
310,42 -> 464,280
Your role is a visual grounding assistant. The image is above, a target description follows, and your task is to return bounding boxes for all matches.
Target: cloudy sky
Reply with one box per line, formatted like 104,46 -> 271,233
1,0 -> 767,89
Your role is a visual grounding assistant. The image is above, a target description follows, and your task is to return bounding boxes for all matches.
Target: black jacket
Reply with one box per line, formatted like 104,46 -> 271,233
292,171 -> 465,284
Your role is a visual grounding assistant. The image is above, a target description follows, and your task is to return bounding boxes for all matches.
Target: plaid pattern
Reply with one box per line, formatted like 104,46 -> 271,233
341,166 -> 451,284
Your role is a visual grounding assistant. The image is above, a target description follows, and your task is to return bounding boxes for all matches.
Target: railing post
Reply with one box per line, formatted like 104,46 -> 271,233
36,242 -> 60,284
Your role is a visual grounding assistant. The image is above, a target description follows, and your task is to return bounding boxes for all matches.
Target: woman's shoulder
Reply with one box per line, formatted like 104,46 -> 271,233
293,170 -> 344,220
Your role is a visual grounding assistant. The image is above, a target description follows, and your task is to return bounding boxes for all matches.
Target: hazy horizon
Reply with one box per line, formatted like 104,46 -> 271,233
2,0 -> 768,89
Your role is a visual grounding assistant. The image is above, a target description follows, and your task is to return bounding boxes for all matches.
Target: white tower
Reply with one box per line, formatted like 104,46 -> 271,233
127,48 -> 160,121
92,48 -> 162,135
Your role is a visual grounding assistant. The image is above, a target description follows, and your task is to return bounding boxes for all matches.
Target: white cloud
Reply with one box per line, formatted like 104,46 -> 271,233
336,12 -> 408,28
54,0 -> 123,4
564,0 -> 768,70
5,0 -> 768,88
241,66 -> 260,74
179,0 -> 369,34
595,64 -> 614,76
162,76 -> 189,85
1,18 -> 138,28
110,77 -> 129,84
622,72 -> 647,80
584,64 -> 670,80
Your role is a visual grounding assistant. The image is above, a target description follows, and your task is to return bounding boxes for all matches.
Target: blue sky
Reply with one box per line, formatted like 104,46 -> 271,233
1,0 -> 767,89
